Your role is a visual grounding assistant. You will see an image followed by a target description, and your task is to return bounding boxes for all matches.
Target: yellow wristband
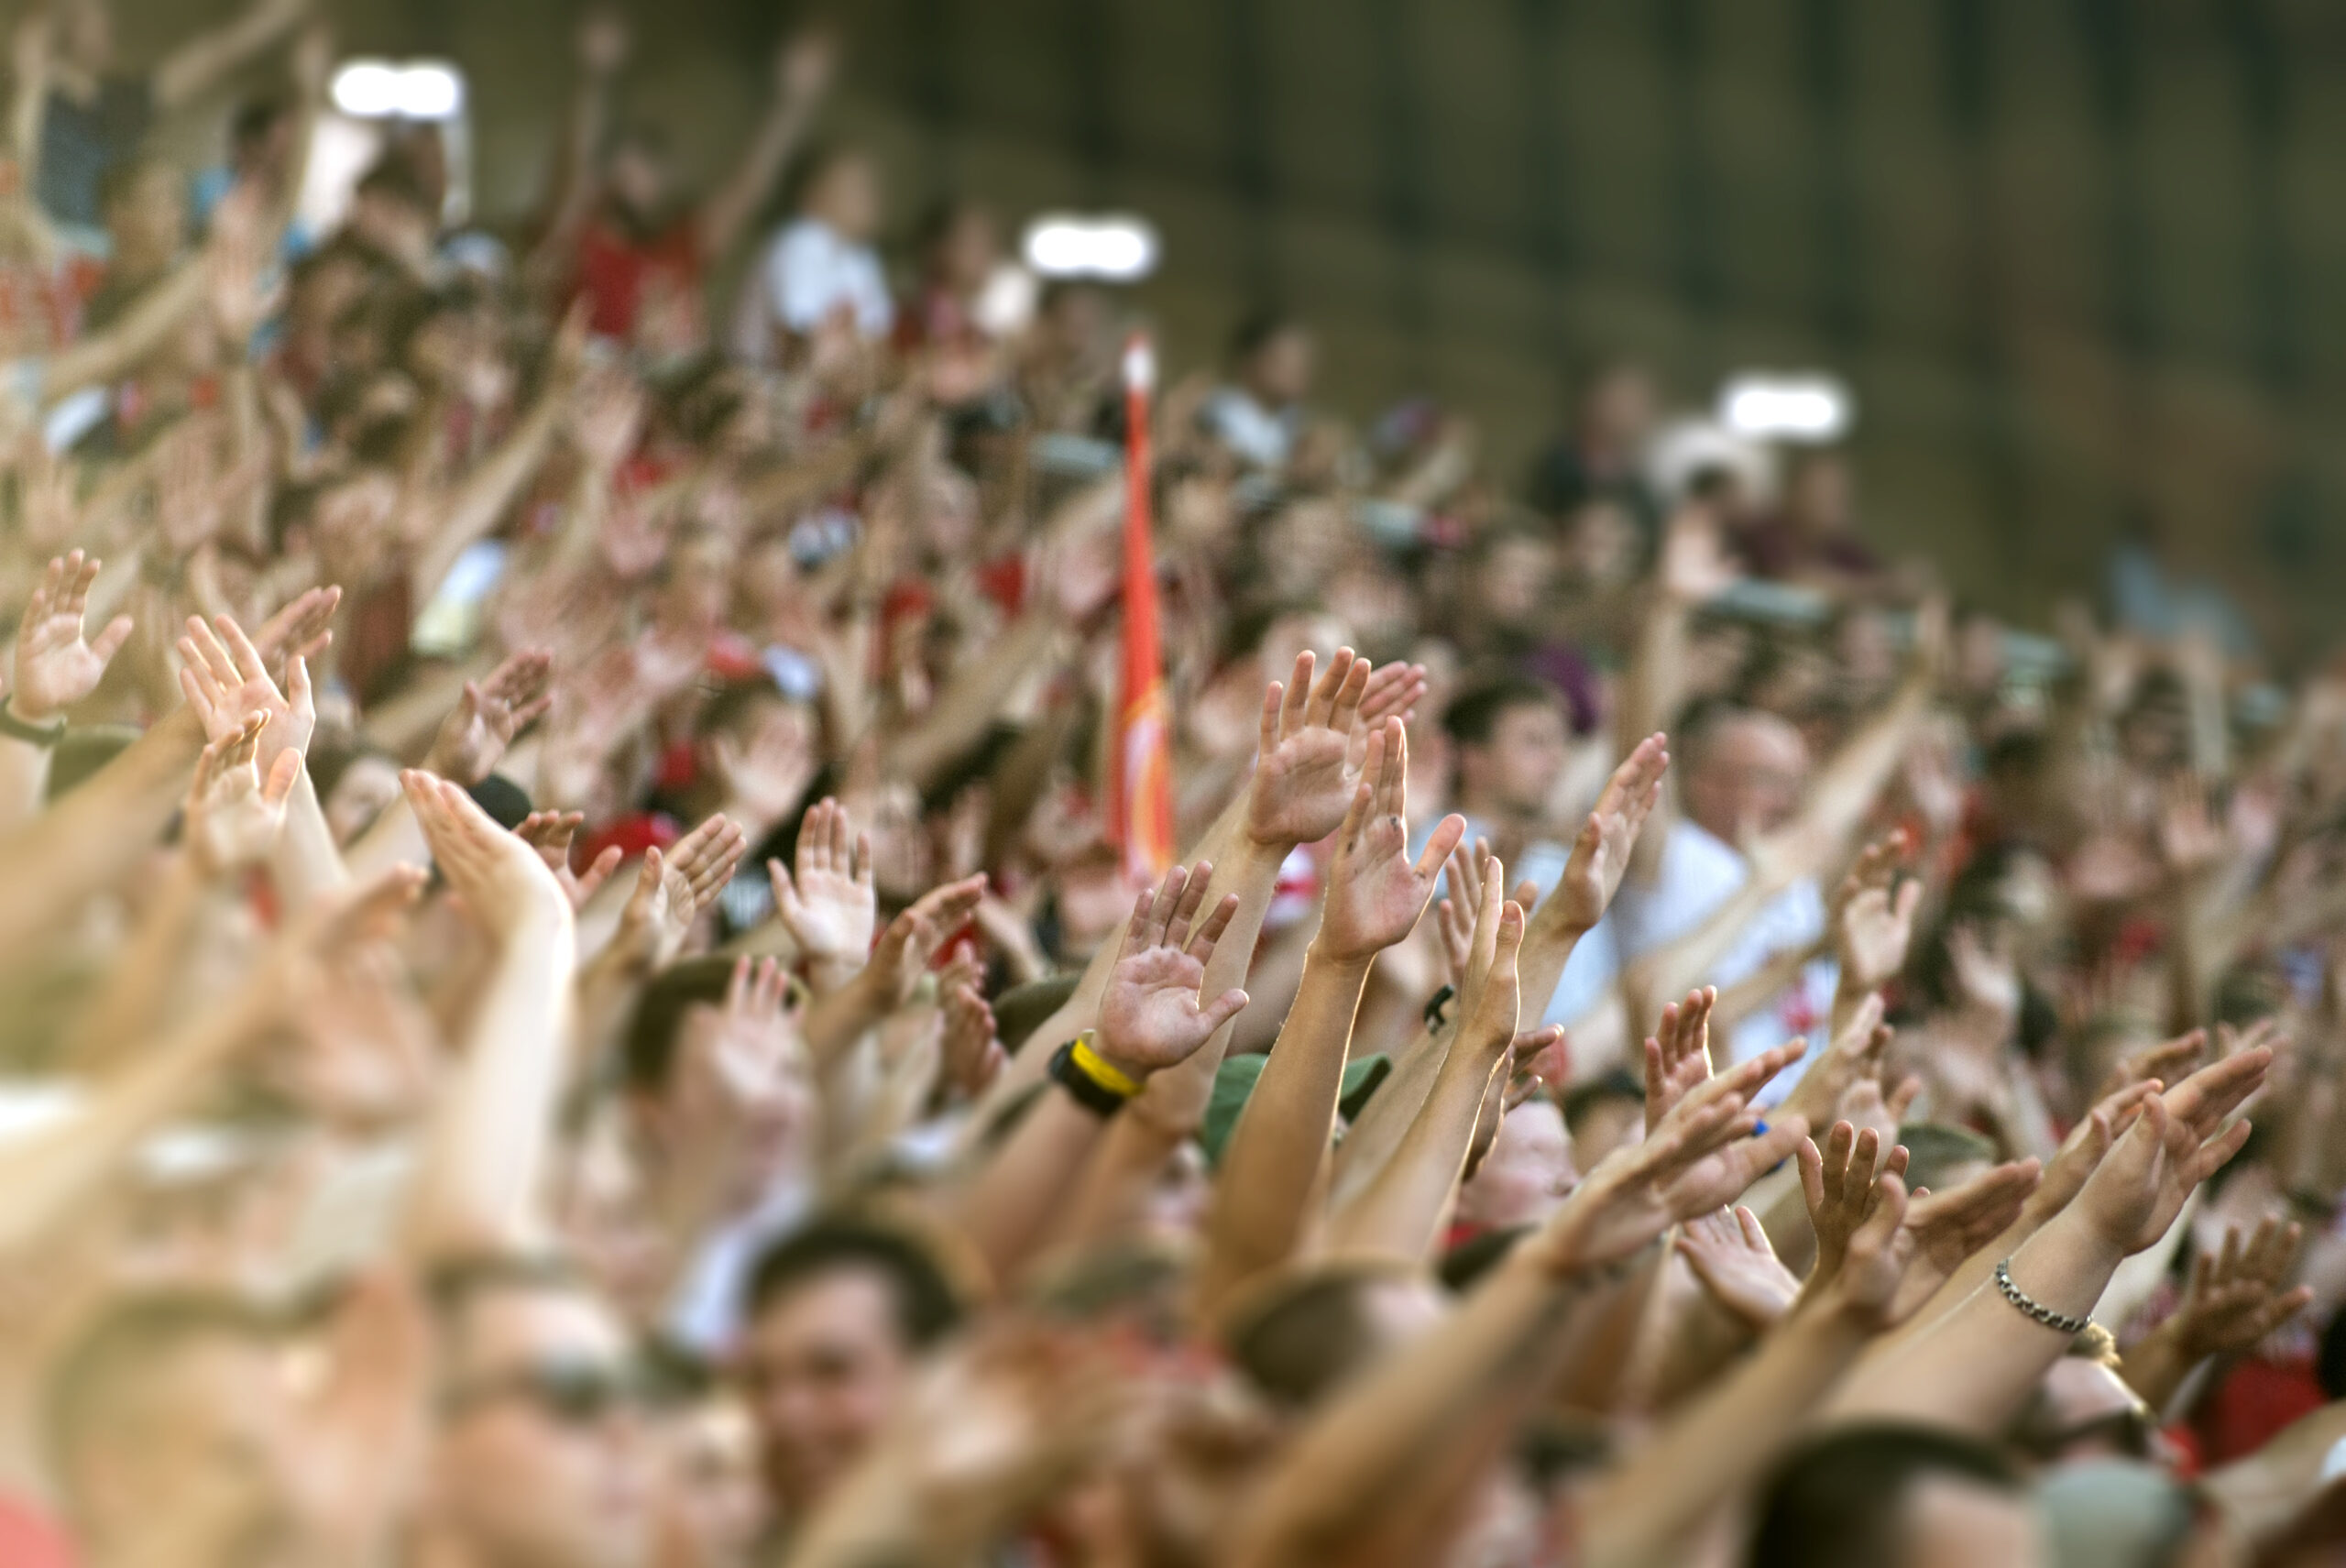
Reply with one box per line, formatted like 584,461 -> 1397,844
1069,1035 -> 1143,1099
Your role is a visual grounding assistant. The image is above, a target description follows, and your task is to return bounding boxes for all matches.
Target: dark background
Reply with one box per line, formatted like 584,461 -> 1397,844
123,0 -> 2346,661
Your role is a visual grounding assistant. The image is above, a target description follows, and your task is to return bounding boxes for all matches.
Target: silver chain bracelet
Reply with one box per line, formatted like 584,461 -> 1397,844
1992,1259 -> 2090,1336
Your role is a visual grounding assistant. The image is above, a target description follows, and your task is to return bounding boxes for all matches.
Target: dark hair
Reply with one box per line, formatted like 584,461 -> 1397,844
1746,1424 -> 2025,1568
1222,1261 -> 1418,1409
356,155 -> 434,214
1892,1122 -> 1998,1195
230,94 -> 292,151
741,1217 -> 963,1350
619,955 -> 740,1095
1442,674 -> 1562,749
1437,1225 -> 1529,1294
1561,1069 -> 1644,1140
43,1291 -> 285,1487
696,674 -> 796,744
1229,306 -> 1302,364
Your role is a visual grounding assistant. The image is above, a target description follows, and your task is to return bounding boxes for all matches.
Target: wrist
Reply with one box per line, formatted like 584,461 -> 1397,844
1302,939 -> 1377,979
5,688 -> 60,725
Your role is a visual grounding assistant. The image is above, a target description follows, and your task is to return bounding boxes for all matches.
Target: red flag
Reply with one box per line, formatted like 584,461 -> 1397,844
1110,334 -> 1175,882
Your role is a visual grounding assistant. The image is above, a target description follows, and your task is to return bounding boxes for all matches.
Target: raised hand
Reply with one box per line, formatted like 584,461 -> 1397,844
11,551 -> 132,721
861,873 -> 988,1008
1246,648 -> 1373,848
1889,1157 -> 2043,1320
184,713 -> 302,873
768,796 -> 878,987
513,811 -> 624,910
401,772 -> 570,932
1543,733 -> 1669,934
1678,1206 -> 1800,1330
1782,990 -> 1894,1139
1453,857 -> 1526,1055
1798,1121 -> 1907,1292
1430,838 -> 1482,992
656,813 -> 750,952
1535,1042 -> 1810,1271
669,957 -> 811,1163
249,584 -> 340,672
424,650 -> 554,786
1093,861 -> 1250,1080
1642,986 -> 1717,1127
939,961 -> 1005,1100
2072,1049 -> 2271,1257
2167,1217 -> 2312,1361
1830,830 -> 1923,994
179,610 -> 313,776
1315,718 -> 1464,963
1357,659 -> 1429,731
2093,1027 -> 2206,1109
1805,1168 -> 1916,1332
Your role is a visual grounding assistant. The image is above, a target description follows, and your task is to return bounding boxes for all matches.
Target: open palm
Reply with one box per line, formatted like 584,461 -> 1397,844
1246,648 -> 1372,847
1094,861 -> 1250,1079
13,551 -> 132,719
1548,733 -> 1669,932
1318,718 -> 1463,962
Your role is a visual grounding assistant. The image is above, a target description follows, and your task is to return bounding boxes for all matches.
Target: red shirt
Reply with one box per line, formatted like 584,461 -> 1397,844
0,1494 -> 75,1568
572,213 -> 703,344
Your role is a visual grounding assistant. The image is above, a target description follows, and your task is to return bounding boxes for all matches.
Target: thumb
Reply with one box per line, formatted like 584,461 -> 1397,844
1200,987 -> 1250,1033
262,749 -> 304,805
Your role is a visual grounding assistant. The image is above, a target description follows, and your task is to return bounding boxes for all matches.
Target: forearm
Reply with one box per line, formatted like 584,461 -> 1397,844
61,853 -> 209,1076
937,1091 -> 1112,1289
699,91 -> 816,262
412,390 -> 566,601
1328,1018 -> 1450,1209
0,734 -> 49,829
1828,1207 -> 2123,1431
1624,878 -> 1780,1027
882,612 -> 1062,793
154,0 -> 301,109
1324,1028 -> 1504,1263
1798,678 -> 1929,848
0,708 -> 202,971
44,262 -> 207,400
1708,939 -> 1824,1034
2120,1323 -> 2199,1417
1581,1307 -> 1874,1568
269,771 -> 351,908
344,795 -> 431,880
1198,947 -> 1374,1311
403,917 -> 576,1259
1516,913 -> 1593,1027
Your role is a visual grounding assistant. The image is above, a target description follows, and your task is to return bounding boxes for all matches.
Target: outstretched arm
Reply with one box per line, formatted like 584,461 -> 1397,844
152,0 -> 306,111
696,29 -> 834,262
1199,719 -> 1462,1314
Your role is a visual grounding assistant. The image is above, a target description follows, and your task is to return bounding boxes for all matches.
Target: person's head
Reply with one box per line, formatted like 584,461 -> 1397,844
1579,358 -> 1657,457
1895,1122 -> 1997,1197
1443,675 -> 1570,824
426,1256 -> 658,1568
1562,1069 -> 1646,1170
53,0 -> 114,74
312,743 -> 403,845
796,146 -> 882,243
1747,1424 -> 2039,1568
1456,1098 -> 1578,1232
1470,523 -> 1561,635
230,96 -> 299,184
1783,447 -> 1853,537
1680,704 -> 1810,842
99,155 -> 186,273
915,197 -> 999,296
601,124 -> 674,228
1222,1260 -> 1449,1410
736,1218 -> 963,1513
350,158 -> 439,267
45,1292 -> 299,1561
693,674 -> 817,805
1231,310 -> 1314,407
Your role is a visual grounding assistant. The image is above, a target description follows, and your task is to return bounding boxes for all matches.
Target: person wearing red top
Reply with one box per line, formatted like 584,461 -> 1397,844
532,7 -> 836,359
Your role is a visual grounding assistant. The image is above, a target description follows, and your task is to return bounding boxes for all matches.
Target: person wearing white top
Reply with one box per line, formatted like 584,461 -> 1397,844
729,148 -> 893,366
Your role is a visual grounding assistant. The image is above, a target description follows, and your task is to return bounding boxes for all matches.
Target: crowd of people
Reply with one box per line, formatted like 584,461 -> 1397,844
2,2 -> 2346,1564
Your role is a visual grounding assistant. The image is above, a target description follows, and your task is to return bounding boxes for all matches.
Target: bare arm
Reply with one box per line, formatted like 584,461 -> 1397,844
696,30 -> 833,263
152,0 -> 306,112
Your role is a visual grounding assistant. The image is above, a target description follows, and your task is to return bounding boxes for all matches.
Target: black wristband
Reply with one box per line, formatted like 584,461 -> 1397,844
1423,983 -> 1456,1029
1048,1040 -> 1128,1117
0,698 -> 64,749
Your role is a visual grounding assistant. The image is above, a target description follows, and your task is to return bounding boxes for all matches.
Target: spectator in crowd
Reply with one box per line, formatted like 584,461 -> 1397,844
0,12 -> 2338,1568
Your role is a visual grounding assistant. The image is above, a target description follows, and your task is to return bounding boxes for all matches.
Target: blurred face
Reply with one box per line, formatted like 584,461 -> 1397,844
605,144 -> 670,220
433,1287 -> 655,1568
1477,536 -> 1558,630
738,1269 -> 915,1513
659,534 -> 736,630
71,1338 -> 300,1563
323,756 -> 401,845
655,1401 -> 762,1568
1899,1476 -> 2042,1568
1458,699 -> 1569,821
935,206 -> 998,293
1786,455 -> 1851,534
1584,366 -> 1656,455
1567,1095 -> 1643,1171
1683,714 -> 1809,841
806,155 -> 880,243
1458,1101 -> 1578,1230
1246,328 -> 1315,406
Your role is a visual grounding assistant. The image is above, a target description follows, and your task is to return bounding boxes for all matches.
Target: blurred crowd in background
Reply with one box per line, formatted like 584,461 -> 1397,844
5,3 -> 2346,1566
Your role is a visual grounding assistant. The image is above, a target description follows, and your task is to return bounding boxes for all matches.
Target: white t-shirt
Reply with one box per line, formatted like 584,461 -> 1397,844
729,217 -> 894,365
1612,820 -> 1836,1102
1199,386 -> 1301,471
